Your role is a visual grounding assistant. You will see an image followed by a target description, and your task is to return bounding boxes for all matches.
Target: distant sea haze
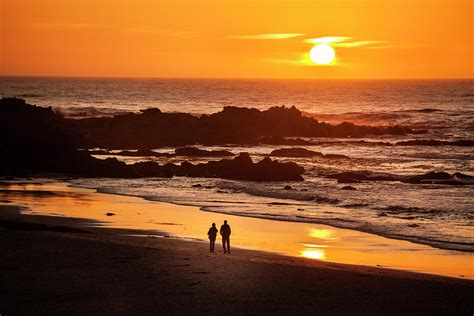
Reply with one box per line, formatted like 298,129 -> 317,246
2,77 -> 474,252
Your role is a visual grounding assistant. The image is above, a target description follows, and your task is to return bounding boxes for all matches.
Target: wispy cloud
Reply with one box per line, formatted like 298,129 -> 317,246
332,40 -> 389,48
303,36 -> 351,44
304,36 -> 391,49
227,33 -> 305,40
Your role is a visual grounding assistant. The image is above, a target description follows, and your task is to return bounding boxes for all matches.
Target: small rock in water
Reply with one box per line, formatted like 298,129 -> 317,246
407,223 -> 419,228
283,185 -> 293,190
192,184 -> 202,188
105,212 -> 115,216
341,186 -> 357,190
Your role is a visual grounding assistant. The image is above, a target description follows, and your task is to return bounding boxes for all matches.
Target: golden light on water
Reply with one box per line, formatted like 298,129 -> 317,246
301,249 -> 326,260
308,228 -> 336,240
309,44 -> 335,65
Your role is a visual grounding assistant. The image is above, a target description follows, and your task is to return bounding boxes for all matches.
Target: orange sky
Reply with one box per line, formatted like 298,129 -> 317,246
1,0 -> 472,79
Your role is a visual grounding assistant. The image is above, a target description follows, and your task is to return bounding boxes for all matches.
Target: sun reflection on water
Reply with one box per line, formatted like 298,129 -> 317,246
301,248 -> 326,260
308,228 -> 337,241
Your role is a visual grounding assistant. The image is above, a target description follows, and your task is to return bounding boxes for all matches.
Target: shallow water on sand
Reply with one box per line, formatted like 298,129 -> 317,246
1,180 -> 472,279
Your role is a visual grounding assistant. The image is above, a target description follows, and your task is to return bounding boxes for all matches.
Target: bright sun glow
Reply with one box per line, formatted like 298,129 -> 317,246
309,44 -> 335,65
301,249 -> 326,260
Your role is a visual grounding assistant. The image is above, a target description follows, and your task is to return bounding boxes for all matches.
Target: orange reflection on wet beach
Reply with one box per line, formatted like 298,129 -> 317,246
301,248 -> 326,260
308,228 -> 337,241
1,181 -> 473,279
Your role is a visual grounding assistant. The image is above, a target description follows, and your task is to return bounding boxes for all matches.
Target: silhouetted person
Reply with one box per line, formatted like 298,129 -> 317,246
220,220 -> 231,254
207,223 -> 218,252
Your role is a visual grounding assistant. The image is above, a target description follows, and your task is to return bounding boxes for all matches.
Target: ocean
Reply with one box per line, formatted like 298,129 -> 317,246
1,77 -> 473,251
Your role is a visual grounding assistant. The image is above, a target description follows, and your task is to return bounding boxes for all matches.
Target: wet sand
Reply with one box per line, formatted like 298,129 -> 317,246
0,180 -> 473,314
1,180 -> 472,279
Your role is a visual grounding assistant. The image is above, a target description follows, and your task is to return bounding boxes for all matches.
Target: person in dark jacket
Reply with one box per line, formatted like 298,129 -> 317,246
220,220 -> 231,254
207,223 -> 218,252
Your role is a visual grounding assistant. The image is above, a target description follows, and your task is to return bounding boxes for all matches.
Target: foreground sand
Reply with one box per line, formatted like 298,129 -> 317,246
0,205 -> 473,315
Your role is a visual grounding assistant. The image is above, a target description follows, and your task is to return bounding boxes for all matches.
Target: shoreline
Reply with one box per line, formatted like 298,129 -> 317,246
1,179 -> 473,280
74,180 -> 474,254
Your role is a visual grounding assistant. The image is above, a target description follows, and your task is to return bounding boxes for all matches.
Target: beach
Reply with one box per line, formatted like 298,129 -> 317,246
0,180 -> 473,314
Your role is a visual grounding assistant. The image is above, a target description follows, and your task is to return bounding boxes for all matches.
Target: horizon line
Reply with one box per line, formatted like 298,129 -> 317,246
1,74 -> 473,81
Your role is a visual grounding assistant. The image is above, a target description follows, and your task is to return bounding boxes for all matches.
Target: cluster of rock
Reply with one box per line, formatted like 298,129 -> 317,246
1,98 -> 471,185
0,98 -> 304,181
395,139 -> 474,147
89,147 -> 234,158
312,139 -> 473,147
74,103 -> 418,148
54,152 -> 305,181
326,171 -> 473,185
269,148 -> 349,159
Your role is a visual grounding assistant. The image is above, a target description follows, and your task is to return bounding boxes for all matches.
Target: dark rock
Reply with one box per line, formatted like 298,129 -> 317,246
402,171 -> 474,185
341,186 -> 357,190
176,153 -> 304,182
395,139 -> 474,147
132,161 -> 173,178
407,223 -> 420,227
74,102 -> 417,148
107,149 -> 173,158
283,185 -> 293,190
270,148 -> 323,157
453,172 -> 474,180
405,171 -> 455,184
192,184 -> 203,188
324,154 -> 349,159
87,149 -> 110,155
105,212 -> 115,216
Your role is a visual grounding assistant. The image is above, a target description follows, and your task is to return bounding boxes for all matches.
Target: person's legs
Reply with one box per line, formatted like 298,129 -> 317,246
210,239 -> 215,252
226,238 -> 230,254
222,238 -> 227,253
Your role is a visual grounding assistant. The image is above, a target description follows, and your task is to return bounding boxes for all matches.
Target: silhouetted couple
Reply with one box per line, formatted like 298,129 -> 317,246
207,220 -> 231,254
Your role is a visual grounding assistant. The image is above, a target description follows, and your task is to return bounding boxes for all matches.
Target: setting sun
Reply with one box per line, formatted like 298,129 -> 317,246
309,44 -> 335,65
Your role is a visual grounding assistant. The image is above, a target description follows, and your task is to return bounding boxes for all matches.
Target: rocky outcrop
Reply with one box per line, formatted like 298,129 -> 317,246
270,148 -> 323,157
341,186 -> 357,190
325,170 -> 473,185
89,147 -> 234,158
404,171 -> 470,185
74,104 -> 418,148
270,148 -> 349,159
175,153 -> 304,181
395,139 -> 474,147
